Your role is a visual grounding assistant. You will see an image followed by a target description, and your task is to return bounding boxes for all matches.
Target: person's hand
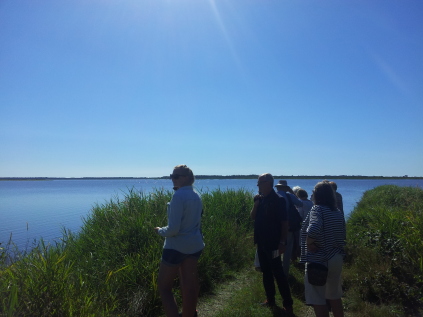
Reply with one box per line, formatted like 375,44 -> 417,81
307,242 -> 319,253
154,227 -> 160,233
278,243 -> 287,254
253,194 -> 262,206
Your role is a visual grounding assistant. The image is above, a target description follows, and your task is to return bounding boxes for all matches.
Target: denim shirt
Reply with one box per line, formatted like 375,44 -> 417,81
158,186 -> 205,254
276,190 -> 303,211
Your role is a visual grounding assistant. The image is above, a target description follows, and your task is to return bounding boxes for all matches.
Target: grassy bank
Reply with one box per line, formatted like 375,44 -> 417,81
0,188 -> 255,316
1,185 -> 422,316
342,185 -> 423,316
199,185 -> 423,317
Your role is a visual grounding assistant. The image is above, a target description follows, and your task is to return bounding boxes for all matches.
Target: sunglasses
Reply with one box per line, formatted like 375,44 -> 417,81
257,180 -> 268,185
170,174 -> 187,180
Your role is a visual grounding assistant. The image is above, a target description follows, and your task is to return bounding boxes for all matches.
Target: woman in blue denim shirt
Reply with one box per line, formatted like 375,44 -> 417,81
154,165 -> 204,317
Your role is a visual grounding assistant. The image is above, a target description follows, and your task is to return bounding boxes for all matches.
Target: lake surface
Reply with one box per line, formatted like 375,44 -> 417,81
1,178 -> 422,251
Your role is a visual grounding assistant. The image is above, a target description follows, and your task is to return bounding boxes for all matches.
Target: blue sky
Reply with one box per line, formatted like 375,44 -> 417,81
1,0 -> 422,177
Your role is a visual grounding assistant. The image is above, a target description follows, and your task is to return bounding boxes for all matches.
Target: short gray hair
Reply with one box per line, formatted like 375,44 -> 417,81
259,173 -> 274,187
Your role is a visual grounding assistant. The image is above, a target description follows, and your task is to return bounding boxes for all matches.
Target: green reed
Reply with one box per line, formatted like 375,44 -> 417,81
0,187 -> 255,317
344,185 -> 423,315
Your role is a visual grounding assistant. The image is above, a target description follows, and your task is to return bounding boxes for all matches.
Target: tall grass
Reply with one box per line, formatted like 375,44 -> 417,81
5,184 -> 421,316
0,187 -> 255,317
344,185 -> 423,316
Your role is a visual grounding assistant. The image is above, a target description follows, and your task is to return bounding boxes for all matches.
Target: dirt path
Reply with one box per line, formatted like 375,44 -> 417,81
195,268 -> 351,317
196,269 -> 254,316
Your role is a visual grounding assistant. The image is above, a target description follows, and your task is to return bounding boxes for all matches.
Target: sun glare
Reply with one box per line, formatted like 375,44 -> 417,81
207,0 -> 243,71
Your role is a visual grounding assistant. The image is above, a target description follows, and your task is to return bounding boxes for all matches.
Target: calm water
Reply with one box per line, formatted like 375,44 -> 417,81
1,178 -> 422,251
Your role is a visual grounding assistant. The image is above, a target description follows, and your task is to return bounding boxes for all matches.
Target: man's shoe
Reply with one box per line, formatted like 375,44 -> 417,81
283,306 -> 295,316
260,299 -> 276,307
178,311 -> 198,317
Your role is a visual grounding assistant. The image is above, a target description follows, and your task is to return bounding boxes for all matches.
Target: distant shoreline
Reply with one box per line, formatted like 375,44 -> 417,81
1,175 -> 422,181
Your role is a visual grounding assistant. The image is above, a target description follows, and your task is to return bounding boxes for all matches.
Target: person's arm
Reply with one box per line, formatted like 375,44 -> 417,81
306,236 -> 319,253
156,196 -> 183,237
278,196 -> 288,254
297,205 -> 305,220
279,220 -> 289,254
250,195 -> 261,220
290,193 -> 303,207
306,207 -> 323,252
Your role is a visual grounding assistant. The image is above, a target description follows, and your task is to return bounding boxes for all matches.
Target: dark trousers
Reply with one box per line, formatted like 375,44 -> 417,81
257,246 -> 293,308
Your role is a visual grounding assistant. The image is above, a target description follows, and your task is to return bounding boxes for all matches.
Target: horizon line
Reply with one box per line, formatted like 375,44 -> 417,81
1,174 -> 422,180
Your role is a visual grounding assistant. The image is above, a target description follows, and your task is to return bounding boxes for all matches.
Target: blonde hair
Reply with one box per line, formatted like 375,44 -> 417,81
174,164 -> 195,185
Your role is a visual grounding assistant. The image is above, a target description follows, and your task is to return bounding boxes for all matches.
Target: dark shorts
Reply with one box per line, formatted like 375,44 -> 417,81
161,249 -> 203,267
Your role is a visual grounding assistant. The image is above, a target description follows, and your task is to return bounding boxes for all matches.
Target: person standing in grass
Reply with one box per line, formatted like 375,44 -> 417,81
296,188 -> 314,220
275,180 -> 303,275
154,165 -> 204,317
251,173 -> 294,316
329,181 -> 344,213
292,188 -> 314,260
300,181 -> 346,317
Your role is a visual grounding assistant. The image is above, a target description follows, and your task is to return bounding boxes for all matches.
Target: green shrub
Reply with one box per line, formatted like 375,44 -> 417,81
0,187 -> 255,316
345,185 -> 423,315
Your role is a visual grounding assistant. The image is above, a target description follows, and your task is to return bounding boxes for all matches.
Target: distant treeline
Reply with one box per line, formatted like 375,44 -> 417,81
190,175 -> 422,180
1,175 -> 422,181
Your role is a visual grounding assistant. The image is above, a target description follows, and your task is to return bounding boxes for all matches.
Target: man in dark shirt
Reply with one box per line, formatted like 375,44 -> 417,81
251,173 -> 294,315
330,181 -> 344,213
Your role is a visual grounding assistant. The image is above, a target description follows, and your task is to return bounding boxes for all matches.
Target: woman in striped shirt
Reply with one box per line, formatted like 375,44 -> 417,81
300,181 -> 346,317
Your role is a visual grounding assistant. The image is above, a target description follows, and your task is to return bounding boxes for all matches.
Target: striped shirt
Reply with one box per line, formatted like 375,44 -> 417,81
300,205 -> 346,263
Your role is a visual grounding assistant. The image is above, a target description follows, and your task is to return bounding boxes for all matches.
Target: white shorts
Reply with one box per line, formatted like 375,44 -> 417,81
304,253 -> 343,305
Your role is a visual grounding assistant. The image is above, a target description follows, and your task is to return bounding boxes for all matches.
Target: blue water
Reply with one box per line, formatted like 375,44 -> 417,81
1,178 -> 422,251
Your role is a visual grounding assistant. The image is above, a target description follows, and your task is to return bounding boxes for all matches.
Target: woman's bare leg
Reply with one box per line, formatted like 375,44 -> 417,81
328,299 -> 344,317
179,257 -> 199,317
313,304 -> 329,317
158,262 -> 179,317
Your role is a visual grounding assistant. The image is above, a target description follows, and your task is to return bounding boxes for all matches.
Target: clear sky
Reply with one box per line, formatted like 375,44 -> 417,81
1,0 -> 422,178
